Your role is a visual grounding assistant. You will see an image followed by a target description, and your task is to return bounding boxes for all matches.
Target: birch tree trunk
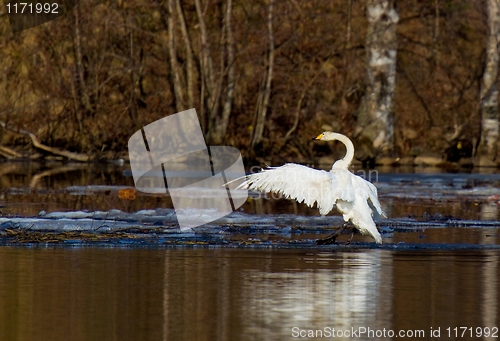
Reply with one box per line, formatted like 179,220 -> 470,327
356,0 -> 398,158
479,0 -> 500,165
251,0 -> 274,148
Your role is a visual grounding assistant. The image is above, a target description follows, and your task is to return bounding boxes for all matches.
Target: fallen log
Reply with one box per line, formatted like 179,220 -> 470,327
0,120 -> 90,162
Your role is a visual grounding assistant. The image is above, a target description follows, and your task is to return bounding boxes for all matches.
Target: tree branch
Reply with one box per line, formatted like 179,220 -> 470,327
0,121 -> 90,162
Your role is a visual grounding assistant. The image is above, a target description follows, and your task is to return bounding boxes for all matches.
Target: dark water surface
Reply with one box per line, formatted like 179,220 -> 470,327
0,162 -> 498,221
0,247 -> 498,341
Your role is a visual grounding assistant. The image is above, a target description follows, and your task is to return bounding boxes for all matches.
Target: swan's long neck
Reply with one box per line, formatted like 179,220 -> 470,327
330,133 -> 354,168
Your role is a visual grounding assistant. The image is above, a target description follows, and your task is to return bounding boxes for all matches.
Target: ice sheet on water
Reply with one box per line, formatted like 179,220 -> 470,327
377,184 -> 500,200
0,207 -> 499,248
134,209 -> 157,216
0,208 -> 340,233
5,173 -> 497,203
45,211 -> 96,219
66,185 -> 131,195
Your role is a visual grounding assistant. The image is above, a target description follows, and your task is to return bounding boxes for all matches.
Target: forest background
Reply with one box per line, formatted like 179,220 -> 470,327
0,0 -> 498,168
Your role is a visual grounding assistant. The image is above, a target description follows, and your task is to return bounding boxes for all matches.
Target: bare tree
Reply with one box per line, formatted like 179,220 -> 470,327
479,0 -> 500,165
207,0 -> 236,144
347,0 -> 352,45
251,0 -> 274,148
194,0 -> 218,127
168,0 -> 185,113
431,0 -> 440,66
356,0 -> 399,159
73,4 -> 90,135
175,0 -> 196,109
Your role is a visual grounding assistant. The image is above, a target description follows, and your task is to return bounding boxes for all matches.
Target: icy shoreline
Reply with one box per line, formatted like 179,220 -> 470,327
0,209 -> 498,248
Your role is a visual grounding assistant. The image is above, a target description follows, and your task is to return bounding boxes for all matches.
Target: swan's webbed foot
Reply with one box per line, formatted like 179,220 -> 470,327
316,222 -> 349,245
316,233 -> 339,245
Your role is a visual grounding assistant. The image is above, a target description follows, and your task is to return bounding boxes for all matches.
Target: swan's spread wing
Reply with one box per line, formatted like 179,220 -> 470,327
237,164 -> 336,215
349,174 -> 386,219
237,164 -> 385,219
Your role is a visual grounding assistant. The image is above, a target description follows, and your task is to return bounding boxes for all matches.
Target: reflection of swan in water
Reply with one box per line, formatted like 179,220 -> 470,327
480,201 -> 498,221
237,132 -> 386,244
481,251 -> 498,339
239,251 -> 392,339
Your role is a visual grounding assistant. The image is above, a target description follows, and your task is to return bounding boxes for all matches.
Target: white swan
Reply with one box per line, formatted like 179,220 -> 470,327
237,132 -> 386,244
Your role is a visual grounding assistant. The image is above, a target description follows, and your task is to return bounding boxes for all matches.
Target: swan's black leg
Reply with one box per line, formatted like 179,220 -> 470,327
316,222 -> 349,245
344,228 -> 361,245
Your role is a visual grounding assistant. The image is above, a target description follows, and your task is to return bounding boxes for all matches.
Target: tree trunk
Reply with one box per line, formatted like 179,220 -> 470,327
194,0 -> 218,123
175,0 -> 195,109
73,4 -> 89,135
167,0 -> 185,113
251,0 -> 274,148
128,31 -> 139,127
346,0 -> 352,45
479,0 -> 500,165
432,0 -> 439,66
356,0 -> 399,159
209,0 -> 235,145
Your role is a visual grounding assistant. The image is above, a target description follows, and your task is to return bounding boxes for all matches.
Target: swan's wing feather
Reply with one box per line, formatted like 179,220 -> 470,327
350,175 -> 386,219
237,163 -> 336,215
237,164 -> 386,219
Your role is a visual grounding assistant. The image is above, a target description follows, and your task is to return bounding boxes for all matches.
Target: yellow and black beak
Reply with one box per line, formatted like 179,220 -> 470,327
312,133 -> 323,141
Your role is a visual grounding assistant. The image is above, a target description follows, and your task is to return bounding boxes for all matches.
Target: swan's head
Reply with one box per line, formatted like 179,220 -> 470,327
314,132 -> 341,141
313,132 -> 355,169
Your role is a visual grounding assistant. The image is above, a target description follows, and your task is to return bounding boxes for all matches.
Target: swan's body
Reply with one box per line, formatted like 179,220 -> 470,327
237,132 -> 385,244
